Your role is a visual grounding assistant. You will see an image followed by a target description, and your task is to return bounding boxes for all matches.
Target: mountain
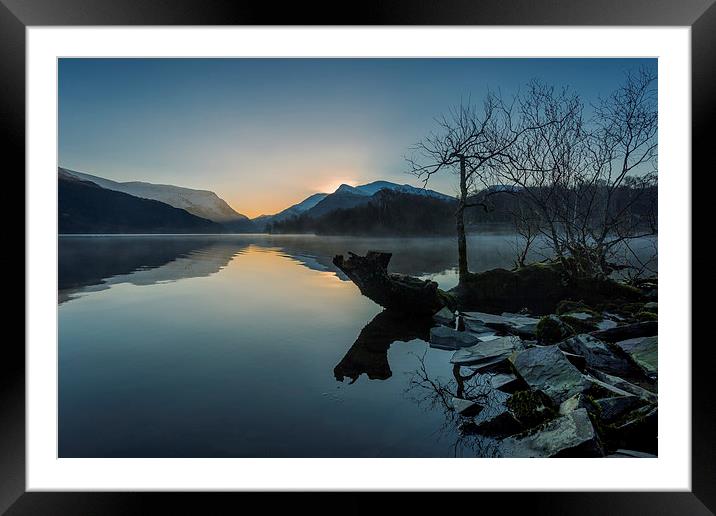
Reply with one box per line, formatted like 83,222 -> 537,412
258,180 -> 453,225
58,169 -> 224,234
253,192 -> 328,229
268,189 -> 458,236
253,180 -> 454,228
301,189 -> 372,219
303,181 -> 454,219
347,181 -> 455,201
59,168 -> 254,231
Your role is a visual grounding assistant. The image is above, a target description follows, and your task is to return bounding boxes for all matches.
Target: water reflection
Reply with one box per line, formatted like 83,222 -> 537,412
58,234 -> 657,457
59,233 -> 532,304
404,351 -> 502,458
59,236 -> 246,303
334,311 -> 432,382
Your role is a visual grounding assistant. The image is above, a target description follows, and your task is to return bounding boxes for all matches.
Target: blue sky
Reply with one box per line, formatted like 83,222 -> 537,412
59,58 -> 657,217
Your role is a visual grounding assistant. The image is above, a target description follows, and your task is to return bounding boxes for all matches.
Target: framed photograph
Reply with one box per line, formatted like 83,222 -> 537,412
7,0 -> 709,514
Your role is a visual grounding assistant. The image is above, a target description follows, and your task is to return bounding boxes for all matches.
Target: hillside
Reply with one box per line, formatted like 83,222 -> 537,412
59,172 -> 225,234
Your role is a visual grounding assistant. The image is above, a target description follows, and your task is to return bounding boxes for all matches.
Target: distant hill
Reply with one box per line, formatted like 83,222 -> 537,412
60,168 -> 256,232
253,192 -> 329,229
252,180 -> 453,228
58,170 -> 225,234
267,189 -> 458,236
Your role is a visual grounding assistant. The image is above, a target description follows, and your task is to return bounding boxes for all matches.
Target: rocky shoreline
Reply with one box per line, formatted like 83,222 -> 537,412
335,251 -> 658,458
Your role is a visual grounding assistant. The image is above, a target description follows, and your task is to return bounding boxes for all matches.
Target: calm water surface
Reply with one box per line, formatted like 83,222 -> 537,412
58,234 -> 656,457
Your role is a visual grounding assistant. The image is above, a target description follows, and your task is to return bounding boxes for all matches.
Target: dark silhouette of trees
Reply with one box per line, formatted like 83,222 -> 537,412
493,69 -> 657,279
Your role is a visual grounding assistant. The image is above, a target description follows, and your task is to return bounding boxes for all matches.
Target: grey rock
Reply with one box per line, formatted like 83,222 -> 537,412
450,336 -> 524,366
464,318 -> 494,334
464,311 -> 539,327
464,311 -> 540,336
611,405 -> 658,454
585,376 -> 634,398
489,373 -> 524,393
434,307 -> 456,326
429,326 -> 480,350
559,393 -> 596,416
596,319 -> 618,331
465,354 -> 513,374
643,302 -> 658,312
451,397 -> 483,417
589,370 -> 657,404
558,334 -> 635,377
564,312 -> 593,320
476,334 -> 502,342
513,323 -> 538,339
509,345 -> 590,404
596,396 -> 647,424
460,391 -> 521,438
560,350 -> 586,371
615,336 -> 658,378
501,408 -> 604,458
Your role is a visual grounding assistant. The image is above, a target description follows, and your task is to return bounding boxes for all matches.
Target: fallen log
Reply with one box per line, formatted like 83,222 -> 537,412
332,251 -> 450,316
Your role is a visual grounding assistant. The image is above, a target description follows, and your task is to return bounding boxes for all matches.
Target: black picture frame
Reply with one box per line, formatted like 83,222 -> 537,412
4,1 -> 709,514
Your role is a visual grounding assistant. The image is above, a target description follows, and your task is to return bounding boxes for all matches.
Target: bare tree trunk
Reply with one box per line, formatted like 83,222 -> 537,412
457,156 -> 469,286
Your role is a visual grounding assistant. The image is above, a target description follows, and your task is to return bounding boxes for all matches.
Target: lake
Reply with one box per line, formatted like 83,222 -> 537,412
58,233 -> 657,457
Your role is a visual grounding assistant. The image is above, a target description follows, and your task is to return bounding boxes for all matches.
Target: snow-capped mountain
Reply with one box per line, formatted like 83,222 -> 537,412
346,180 -> 455,201
254,180 -> 454,227
59,168 -> 250,224
253,192 -> 329,227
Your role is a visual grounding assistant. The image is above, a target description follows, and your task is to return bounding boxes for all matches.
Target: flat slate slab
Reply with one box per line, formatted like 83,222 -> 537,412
464,318 -> 493,334
464,311 -> 539,327
615,336 -> 658,378
558,334 -> 635,377
459,390 -> 521,438
429,326 -> 480,350
433,307 -> 456,327
509,345 -> 590,404
501,408 -> 603,458
596,319 -> 618,331
450,336 -> 524,366
589,369 -> 658,404
596,395 -> 647,424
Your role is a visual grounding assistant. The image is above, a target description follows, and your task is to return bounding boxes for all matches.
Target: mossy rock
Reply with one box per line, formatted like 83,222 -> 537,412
635,311 -> 658,322
451,260 -> 644,315
507,390 -> 557,427
536,315 -> 575,344
560,315 -> 599,334
555,299 -> 599,317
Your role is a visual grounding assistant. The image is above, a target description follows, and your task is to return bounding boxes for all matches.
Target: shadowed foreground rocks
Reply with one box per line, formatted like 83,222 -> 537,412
334,251 -> 658,457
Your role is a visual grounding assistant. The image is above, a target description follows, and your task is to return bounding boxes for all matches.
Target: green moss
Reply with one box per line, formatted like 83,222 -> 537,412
536,315 -> 574,344
506,390 -> 557,427
560,315 -> 599,333
635,311 -> 658,322
555,299 -> 599,317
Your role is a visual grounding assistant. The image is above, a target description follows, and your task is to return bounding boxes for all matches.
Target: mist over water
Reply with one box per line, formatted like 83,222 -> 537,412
58,234 -> 656,457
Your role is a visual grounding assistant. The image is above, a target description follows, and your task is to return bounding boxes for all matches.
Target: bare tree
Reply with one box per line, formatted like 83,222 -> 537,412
406,95 -> 517,286
494,70 -> 657,279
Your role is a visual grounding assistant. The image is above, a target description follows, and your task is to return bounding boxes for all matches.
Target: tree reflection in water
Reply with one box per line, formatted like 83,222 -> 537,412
405,351 -> 502,457
335,310 -> 504,457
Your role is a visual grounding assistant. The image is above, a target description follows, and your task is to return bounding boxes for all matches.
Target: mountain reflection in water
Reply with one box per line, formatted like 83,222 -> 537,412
58,234 -> 656,458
